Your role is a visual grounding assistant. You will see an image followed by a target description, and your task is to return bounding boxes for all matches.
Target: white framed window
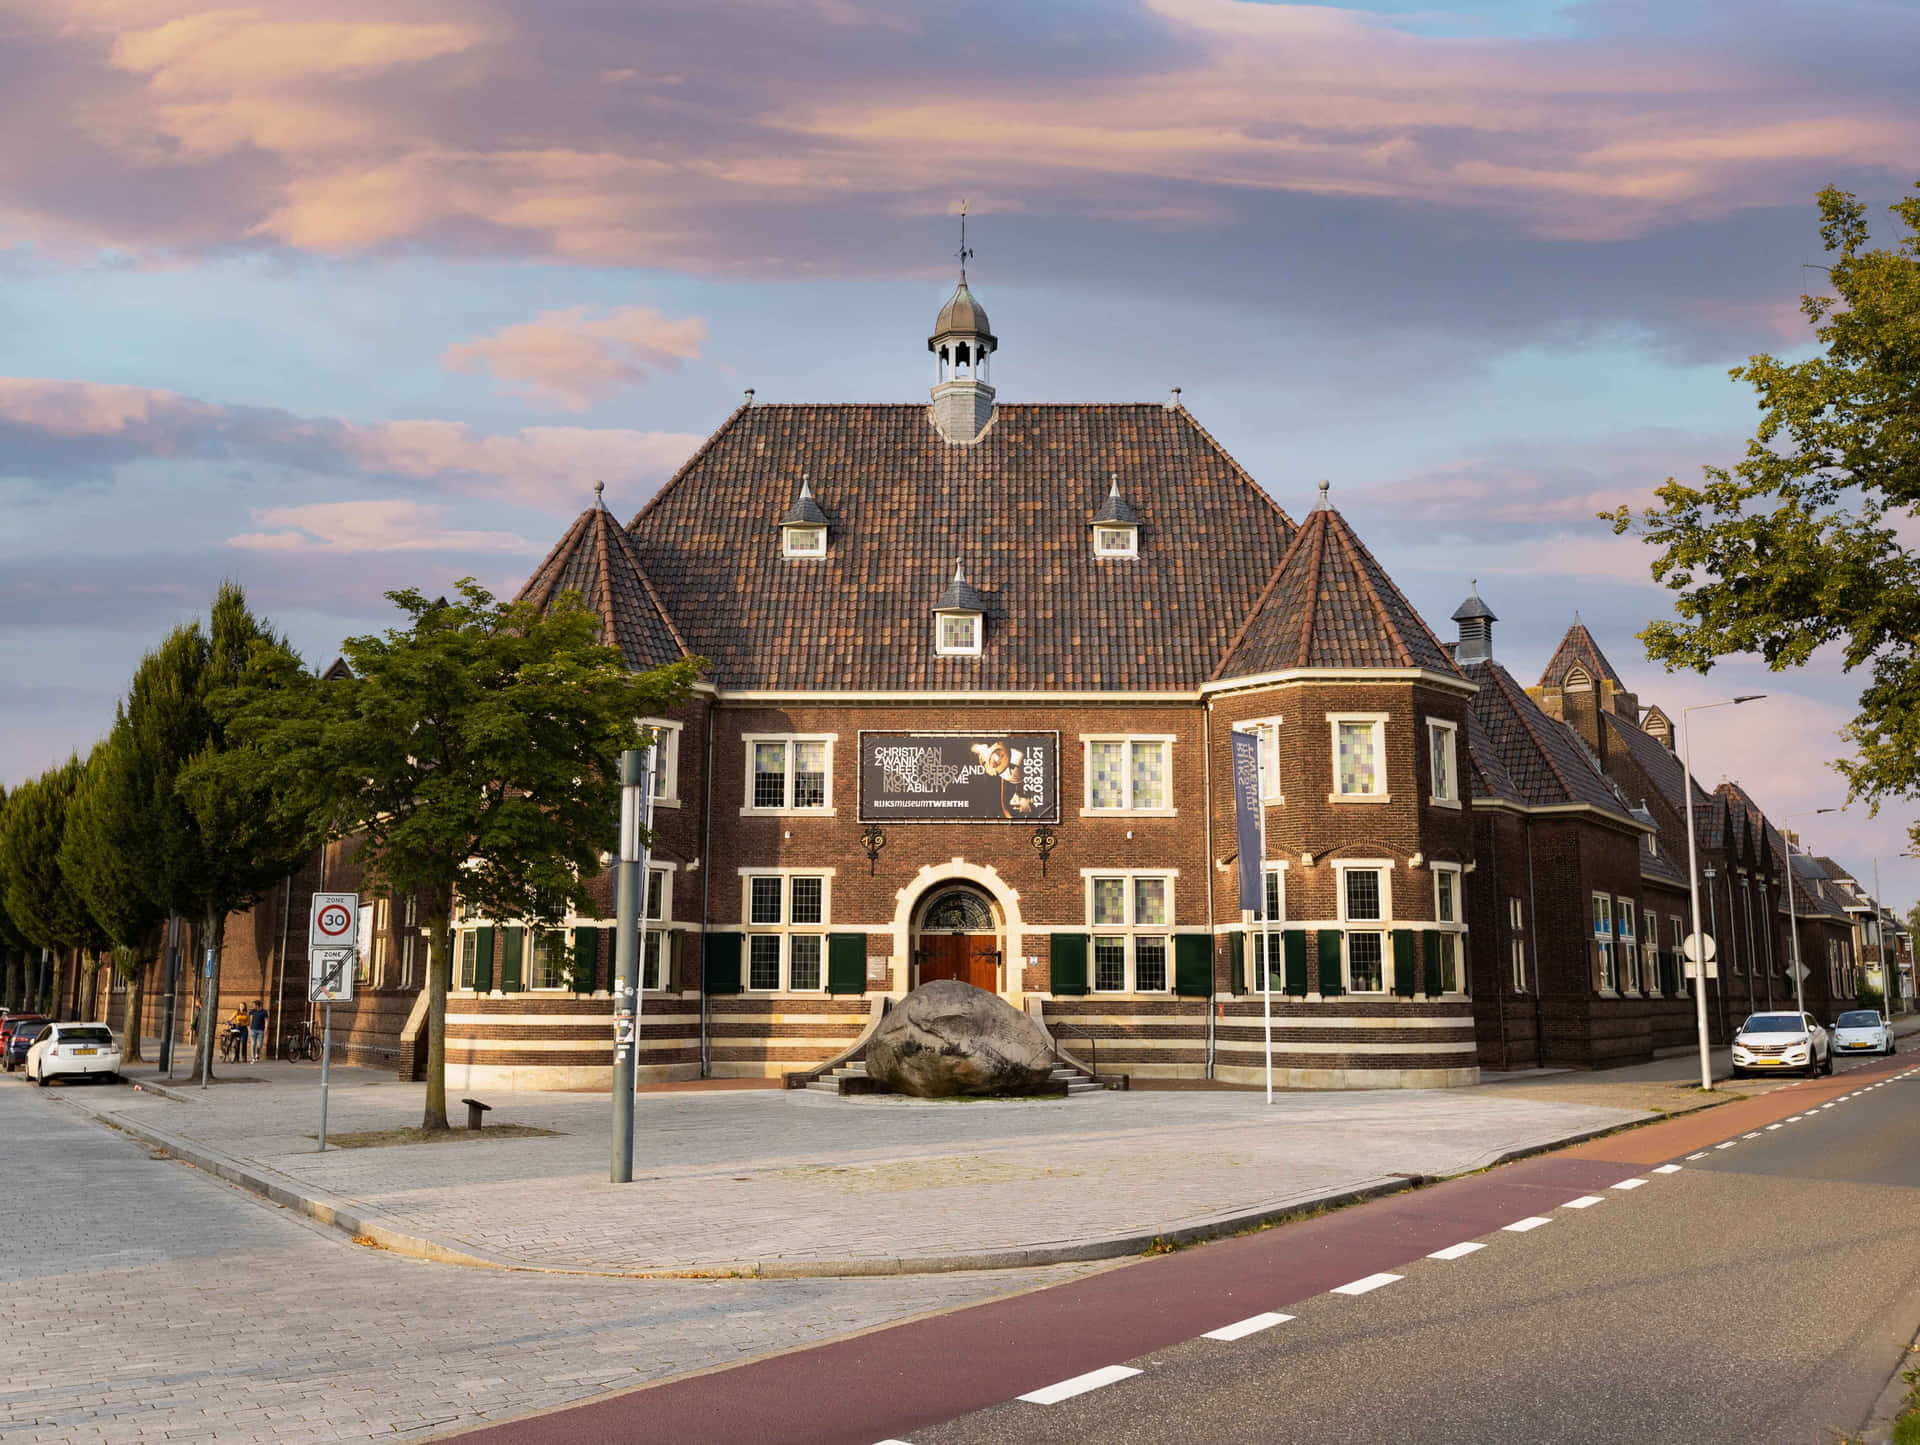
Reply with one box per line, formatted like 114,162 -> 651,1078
357,898 -> 389,986
935,612 -> 982,656
399,895 -> 419,990
640,719 -> 683,805
740,870 -> 830,992
1618,904 -> 1638,992
1593,893 -> 1616,992
1335,861 -> 1390,993
642,865 -> 673,992
1671,914 -> 1687,995
1643,906 -> 1660,995
1082,735 -> 1174,815
1086,871 -> 1175,993
528,929 -> 568,990
782,524 -> 826,558
1328,713 -> 1389,801
1426,719 -> 1459,806
1236,719 -> 1283,802
1433,865 -> 1464,994
1093,523 -> 1138,558
1247,864 -> 1287,989
1509,897 -> 1528,992
743,734 -> 834,814
458,929 -> 478,991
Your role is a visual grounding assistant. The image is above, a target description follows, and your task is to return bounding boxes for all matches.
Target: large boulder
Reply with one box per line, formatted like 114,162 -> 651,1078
865,981 -> 1060,1097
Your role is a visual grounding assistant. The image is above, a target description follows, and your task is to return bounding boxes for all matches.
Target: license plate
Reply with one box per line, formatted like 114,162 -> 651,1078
1849,1042 -> 1868,1048
74,1048 -> 97,1056
1753,1058 -> 1780,1065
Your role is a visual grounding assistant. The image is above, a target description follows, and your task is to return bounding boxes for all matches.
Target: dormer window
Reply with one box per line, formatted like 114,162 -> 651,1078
933,560 -> 987,657
1091,476 -> 1140,559
778,476 -> 829,560
783,525 -> 826,558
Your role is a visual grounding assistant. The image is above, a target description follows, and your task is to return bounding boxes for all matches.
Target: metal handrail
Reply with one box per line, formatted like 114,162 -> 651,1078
1047,1018 -> 1100,1085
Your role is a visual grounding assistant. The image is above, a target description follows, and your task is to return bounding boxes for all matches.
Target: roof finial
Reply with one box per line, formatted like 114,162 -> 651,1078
956,198 -> 972,281
953,558 -> 966,583
800,471 -> 812,498
744,387 -> 755,405
1317,478 -> 1331,510
593,479 -> 605,508
1109,473 -> 1120,497
1574,608 -> 1582,624
1167,386 -> 1182,411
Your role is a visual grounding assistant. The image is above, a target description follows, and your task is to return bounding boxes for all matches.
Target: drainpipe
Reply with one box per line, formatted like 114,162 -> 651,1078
1202,699 -> 1217,1080
1525,812 -> 1543,1068
272,873 -> 293,1059
698,697 -> 716,1079
1488,812 -> 1509,1070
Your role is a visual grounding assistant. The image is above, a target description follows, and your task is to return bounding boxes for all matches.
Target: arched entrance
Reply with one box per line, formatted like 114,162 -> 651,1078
914,886 -> 1002,992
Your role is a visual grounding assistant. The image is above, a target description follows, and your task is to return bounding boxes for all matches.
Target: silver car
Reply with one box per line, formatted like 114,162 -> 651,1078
1730,1012 -> 1831,1079
1831,1009 -> 1895,1057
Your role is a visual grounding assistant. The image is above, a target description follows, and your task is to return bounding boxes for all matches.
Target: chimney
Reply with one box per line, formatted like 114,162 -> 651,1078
1451,581 -> 1496,665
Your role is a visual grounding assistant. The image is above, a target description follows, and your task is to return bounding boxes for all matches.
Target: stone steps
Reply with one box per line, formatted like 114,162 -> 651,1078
805,1059 -> 1105,1096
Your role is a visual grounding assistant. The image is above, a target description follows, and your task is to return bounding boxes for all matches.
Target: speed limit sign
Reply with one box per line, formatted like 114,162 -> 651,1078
309,892 -> 360,951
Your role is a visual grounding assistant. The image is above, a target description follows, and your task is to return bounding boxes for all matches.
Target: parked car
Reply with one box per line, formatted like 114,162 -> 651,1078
2,1016 -> 49,1072
24,1023 -> 122,1086
1730,1012 -> 1831,1079
1831,1009 -> 1895,1057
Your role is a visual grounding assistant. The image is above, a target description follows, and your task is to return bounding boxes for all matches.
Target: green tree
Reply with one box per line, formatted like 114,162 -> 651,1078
1607,181 -> 1920,840
212,580 -> 699,1129
0,758 -> 111,1016
62,734 -> 171,1061
0,785 -> 32,1010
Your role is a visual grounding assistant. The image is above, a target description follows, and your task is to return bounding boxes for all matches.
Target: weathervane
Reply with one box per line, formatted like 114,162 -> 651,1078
957,198 -> 973,280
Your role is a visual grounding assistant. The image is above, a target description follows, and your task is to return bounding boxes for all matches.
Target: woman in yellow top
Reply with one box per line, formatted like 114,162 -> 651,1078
226,1005 -> 249,1060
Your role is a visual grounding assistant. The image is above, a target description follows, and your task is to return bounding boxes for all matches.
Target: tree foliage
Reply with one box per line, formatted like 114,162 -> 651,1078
0,757 -> 110,1013
213,579 -> 699,1128
1606,181 -> 1920,839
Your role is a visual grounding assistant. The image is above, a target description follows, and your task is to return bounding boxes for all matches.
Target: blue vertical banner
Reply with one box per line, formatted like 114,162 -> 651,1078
1230,730 -> 1263,914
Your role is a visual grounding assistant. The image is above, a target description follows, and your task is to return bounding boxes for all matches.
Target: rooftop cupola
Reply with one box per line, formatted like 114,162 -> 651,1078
778,474 -> 829,558
932,560 -> 987,656
1451,579 -> 1497,664
927,204 -> 997,445
1092,475 -> 1140,558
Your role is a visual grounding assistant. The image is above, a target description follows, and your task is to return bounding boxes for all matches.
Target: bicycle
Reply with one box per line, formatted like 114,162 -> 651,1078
218,1027 -> 247,1065
281,1018 -> 322,1062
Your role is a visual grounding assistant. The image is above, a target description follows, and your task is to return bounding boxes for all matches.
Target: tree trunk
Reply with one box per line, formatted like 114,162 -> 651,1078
122,958 -> 146,1064
421,887 -> 453,1131
189,903 -> 225,1084
50,948 -> 70,1019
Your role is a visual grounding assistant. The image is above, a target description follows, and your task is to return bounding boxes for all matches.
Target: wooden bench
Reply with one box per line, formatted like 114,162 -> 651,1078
460,1097 -> 492,1130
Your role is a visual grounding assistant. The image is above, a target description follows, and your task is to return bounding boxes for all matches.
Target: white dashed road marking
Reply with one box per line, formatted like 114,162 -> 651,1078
1563,1195 -> 1605,1209
1653,1164 -> 1683,1174
1428,1242 -> 1485,1261
1202,1312 -> 1294,1341
1612,1179 -> 1649,1191
1715,1141 -> 1737,1149
1766,1124 -> 1782,1130
1019,1366 -> 1143,1404
1504,1217 -> 1552,1233
1687,1151 -> 1709,1160
1331,1273 -> 1403,1297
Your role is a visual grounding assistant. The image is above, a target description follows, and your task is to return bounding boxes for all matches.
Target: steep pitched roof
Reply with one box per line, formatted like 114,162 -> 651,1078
1213,498 -> 1463,679
625,401 -> 1294,691
1601,709 -> 1713,854
518,494 -> 688,672
1539,618 -> 1626,689
1460,658 -> 1639,824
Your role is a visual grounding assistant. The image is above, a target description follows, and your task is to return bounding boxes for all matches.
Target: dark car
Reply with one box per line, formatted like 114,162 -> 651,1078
3,1016 -> 49,1072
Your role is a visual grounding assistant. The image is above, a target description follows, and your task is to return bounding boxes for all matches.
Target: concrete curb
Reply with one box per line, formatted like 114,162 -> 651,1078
52,1086 -> 1665,1280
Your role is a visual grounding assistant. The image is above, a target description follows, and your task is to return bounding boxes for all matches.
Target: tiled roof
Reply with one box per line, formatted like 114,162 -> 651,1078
518,496 -> 688,672
1601,710 -> 1712,859
1460,659 -> 1639,824
625,401 -> 1295,691
1214,499 -> 1463,678
1539,619 -> 1626,688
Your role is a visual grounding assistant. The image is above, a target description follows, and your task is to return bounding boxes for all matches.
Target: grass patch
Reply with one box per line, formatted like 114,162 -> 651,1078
1892,1347 -> 1920,1445
310,1124 -> 562,1149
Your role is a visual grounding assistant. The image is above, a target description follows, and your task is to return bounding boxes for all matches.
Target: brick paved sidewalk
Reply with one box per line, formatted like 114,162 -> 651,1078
50,1064 -> 1649,1277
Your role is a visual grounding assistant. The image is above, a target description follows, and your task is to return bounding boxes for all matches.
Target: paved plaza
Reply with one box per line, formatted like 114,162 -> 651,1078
53,1061 -> 1645,1274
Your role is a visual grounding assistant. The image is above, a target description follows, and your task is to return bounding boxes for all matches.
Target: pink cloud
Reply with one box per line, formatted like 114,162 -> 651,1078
442,305 -> 708,412
228,498 -> 538,554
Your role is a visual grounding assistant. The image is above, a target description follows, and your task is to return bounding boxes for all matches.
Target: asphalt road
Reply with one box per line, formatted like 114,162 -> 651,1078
455,1053 -> 1920,1445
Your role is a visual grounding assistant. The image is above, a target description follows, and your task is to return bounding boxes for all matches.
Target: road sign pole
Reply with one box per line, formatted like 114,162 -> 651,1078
318,1003 -> 332,1151
611,746 -> 653,1184
1682,712 -> 1714,1091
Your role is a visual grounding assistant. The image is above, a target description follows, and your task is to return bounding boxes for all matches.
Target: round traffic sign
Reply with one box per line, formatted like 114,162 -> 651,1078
316,903 -> 354,939
1682,932 -> 1716,964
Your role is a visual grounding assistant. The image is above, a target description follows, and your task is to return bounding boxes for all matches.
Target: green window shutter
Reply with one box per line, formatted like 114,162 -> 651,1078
1173,934 -> 1212,997
1423,929 -> 1443,997
1050,933 -> 1089,997
499,927 -> 524,992
474,926 -> 495,993
1317,929 -> 1344,997
1393,929 -> 1418,997
826,933 -> 867,995
703,932 -> 742,995
1228,931 -> 1247,996
1283,929 -> 1308,997
1459,933 -> 1472,996
573,928 -> 598,995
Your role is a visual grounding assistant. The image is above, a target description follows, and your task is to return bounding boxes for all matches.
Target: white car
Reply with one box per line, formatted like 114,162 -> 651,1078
24,1022 -> 123,1086
1730,1012 -> 1831,1079
1831,1009 -> 1896,1057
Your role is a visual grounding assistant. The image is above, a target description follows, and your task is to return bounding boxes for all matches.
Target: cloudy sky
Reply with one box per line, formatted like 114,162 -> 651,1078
3,0 -> 1917,908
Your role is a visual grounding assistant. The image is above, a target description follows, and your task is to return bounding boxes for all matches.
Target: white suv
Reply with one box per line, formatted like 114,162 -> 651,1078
1730,1012 -> 1831,1079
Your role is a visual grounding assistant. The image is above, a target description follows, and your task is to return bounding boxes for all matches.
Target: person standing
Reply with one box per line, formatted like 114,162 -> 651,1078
247,1000 -> 267,1064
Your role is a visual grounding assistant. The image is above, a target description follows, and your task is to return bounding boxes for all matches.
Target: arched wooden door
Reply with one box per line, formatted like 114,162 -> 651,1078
915,888 -> 1001,992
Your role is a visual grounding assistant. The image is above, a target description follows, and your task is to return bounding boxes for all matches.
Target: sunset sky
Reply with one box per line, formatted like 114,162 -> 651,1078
4,0 -> 1918,906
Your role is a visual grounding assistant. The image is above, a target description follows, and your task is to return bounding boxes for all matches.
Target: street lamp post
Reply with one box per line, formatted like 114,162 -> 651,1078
1782,807 -> 1837,1018
611,742 -> 657,1185
1682,695 -> 1765,1091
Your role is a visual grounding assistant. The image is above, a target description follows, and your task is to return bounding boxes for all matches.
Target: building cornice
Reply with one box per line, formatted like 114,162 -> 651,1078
706,667 -> 1478,707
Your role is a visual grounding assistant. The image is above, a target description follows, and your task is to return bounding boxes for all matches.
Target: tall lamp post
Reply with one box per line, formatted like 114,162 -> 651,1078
1682,695 -> 1766,1091
1781,807 -> 1837,1018
611,742 -> 657,1185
